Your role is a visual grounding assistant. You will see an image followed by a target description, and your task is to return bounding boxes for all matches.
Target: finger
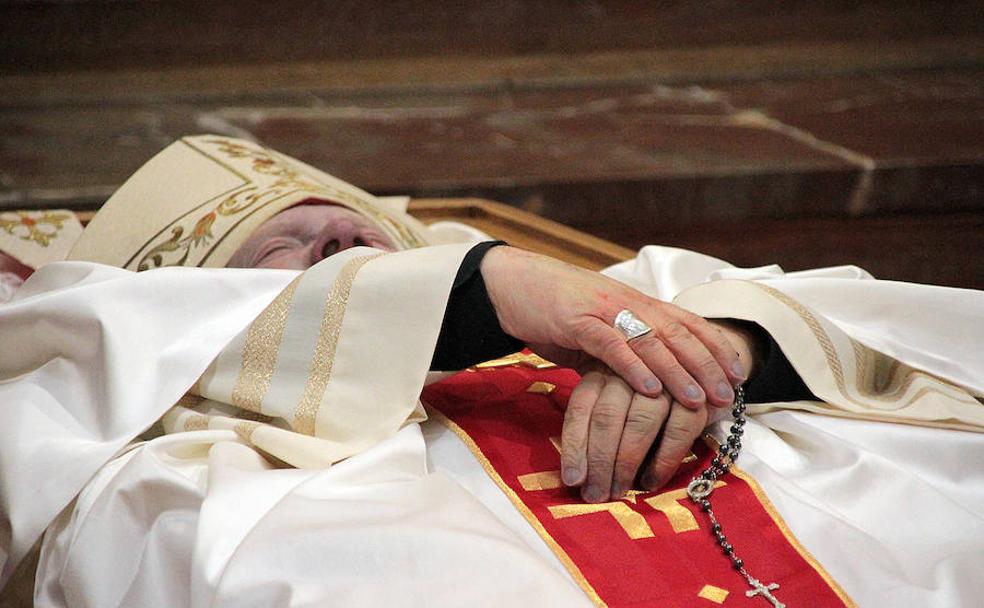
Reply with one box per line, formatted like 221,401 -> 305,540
582,376 -> 634,503
561,370 -> 608,487
657,320 -> 734,408
627,329 -> 705,410
611,392 -> 671,498
641,400 -> 708,492
574,318 -> 663,398
677,311 -> 748,384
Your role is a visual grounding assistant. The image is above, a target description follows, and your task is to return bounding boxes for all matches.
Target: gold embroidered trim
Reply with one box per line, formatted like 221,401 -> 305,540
132,138 -> 424,270
749,283 -> 977,408
293,254 -> 380,435
425,405 -> 606,607
234,421 -> 261,442
184,414 -> 210,432
231,275 -> 303,413
0,211 -> 71,247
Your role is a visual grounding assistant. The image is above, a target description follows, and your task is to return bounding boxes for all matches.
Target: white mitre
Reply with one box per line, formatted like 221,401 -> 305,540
68,135 -> 434,269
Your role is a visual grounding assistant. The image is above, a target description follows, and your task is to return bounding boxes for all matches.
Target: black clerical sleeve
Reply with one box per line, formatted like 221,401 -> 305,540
429,241 -> 523,371
429,242 -> 819,404
730,321 -> 818,404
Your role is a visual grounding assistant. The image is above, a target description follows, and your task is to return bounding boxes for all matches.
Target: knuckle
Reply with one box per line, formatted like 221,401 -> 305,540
698,357 -> 724,376
625,406 -> 664,430
661,321 -> 689,340
587,451 -> 615,470
590,405 -> 623,431
564,399 -> 592,421
662,420 -> 696,445
631,332 -> 665,353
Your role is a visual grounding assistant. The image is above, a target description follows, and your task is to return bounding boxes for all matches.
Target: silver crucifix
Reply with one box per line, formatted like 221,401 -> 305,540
745,577 -> 784,608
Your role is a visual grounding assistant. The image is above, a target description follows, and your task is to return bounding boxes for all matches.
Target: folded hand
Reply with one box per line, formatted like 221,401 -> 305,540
481,246 -> 747,410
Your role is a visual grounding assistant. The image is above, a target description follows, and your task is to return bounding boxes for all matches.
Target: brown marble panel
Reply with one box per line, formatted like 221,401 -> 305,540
718,71 -> 984,213
0,106 -> 197,206
221,85 -> 854,206
4,1 -> 980,74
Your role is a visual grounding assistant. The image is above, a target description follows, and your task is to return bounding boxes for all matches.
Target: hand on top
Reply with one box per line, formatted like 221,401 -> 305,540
480,246 -> 761,502
480,245 -> 747,408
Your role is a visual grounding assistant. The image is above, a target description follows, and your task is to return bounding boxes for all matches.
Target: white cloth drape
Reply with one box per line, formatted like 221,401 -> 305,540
2,244 -> 982,607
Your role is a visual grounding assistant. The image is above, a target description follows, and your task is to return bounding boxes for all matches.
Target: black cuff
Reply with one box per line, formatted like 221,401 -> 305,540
430,241 -> 524,371
740,322 -> 818,404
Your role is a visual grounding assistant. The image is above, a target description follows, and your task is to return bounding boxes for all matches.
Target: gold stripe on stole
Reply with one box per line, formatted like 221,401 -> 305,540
294,254 -> 381,436
231,275 -> 303,412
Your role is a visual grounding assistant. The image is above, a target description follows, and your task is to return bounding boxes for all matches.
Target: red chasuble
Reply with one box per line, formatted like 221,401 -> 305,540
422,360 -> 855,607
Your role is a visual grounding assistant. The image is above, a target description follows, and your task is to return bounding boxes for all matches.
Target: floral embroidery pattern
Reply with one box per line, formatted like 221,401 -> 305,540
0,211 -> 71,247
136,138 -> 425,270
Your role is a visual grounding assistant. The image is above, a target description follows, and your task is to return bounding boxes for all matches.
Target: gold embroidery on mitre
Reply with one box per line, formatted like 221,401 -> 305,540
231,275 -> 303,413
0,211 -> 71,247
697,584 -> 730,603
293,254 -> 380,435
133,138 -> 424,270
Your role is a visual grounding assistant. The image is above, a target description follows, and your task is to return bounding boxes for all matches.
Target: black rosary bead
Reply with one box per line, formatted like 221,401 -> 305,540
712,522 -> 721,533
721,543 -> 733,554
732,558 -> 744,570
700,499 -> 711,512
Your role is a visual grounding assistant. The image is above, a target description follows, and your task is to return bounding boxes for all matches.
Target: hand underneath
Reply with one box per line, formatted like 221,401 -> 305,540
558,319 -> 761,503
481,246 -> 746,409
561,364 -> 708,502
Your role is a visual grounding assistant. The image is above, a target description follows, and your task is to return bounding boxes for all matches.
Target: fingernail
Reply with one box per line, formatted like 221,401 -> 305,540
562,466 -> 581,486
583,484 -> 604,503
716,381 -> 734,401
644,378 -> 661,394
732,360 -> 747,380
685,384 -> 704,401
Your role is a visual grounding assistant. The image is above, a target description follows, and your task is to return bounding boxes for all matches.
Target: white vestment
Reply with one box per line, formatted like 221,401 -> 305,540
1,244 -> 982,607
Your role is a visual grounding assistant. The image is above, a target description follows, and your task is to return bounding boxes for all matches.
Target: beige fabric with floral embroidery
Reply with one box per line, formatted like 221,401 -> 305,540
0,209 -> 83,270
67,135 -> 433,270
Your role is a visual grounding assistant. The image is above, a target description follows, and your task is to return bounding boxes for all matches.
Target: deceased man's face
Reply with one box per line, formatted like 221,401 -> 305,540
227,203 -> 396,269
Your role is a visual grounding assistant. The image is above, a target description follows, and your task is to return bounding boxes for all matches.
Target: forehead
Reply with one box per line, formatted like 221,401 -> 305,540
256,204 -> 362,235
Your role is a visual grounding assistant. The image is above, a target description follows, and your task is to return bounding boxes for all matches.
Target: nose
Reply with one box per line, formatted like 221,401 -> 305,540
309,218 -> 371,265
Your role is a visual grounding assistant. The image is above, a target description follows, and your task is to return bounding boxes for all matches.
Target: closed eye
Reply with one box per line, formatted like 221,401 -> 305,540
255,237 -> 302,264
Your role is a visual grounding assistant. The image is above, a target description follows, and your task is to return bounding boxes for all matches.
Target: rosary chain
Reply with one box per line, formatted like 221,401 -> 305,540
685,386 -> 786,606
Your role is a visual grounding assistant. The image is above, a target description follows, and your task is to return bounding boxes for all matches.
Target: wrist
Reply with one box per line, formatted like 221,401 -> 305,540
479,245 -> 523,337
707,319 -> 766,382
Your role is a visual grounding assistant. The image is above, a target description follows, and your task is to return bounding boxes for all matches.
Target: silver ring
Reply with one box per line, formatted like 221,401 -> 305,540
614,309 -> 652,341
